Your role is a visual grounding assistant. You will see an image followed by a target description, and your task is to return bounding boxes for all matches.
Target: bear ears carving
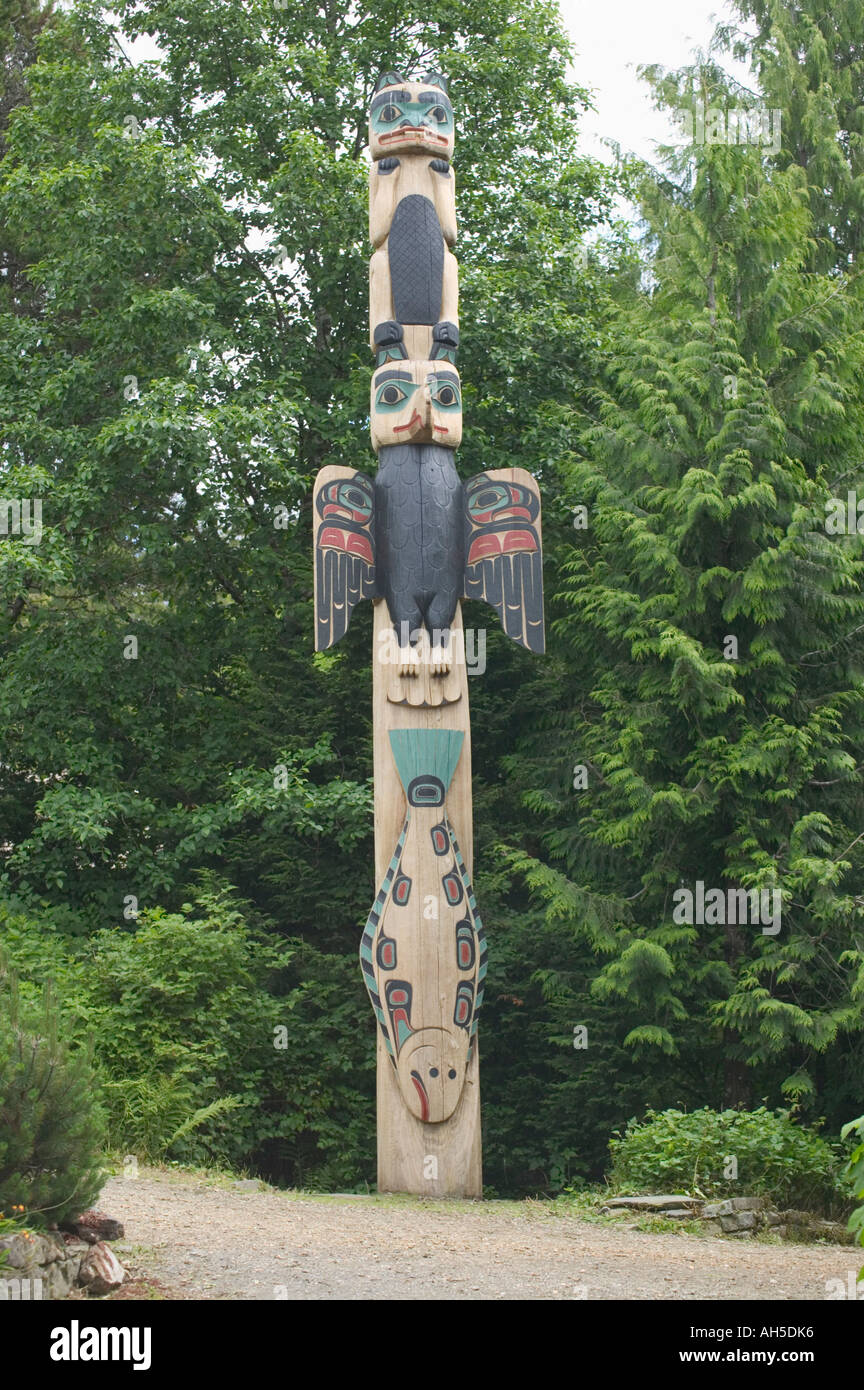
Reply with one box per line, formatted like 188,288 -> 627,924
373,69 -> 449,94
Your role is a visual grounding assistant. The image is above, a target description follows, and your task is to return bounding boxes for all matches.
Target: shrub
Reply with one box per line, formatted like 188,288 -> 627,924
607,1106 -> 841,1212
0,966 -> 105,1226
841,1114 -> 864,1280
63,887 -> 376,1184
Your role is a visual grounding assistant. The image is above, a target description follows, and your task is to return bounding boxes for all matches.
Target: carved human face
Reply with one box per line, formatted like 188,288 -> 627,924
371,361 -> 462,450
369,79 -> 454,160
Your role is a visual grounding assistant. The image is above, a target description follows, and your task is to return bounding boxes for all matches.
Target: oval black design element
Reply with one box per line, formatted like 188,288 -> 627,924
443,869 -> 463,905
388,194 -> 444,326
453,981 -> 474,1029
431,822 -> 449,855
407,774 -> 445,808
456,920 -> 474,970
376,937 -> 397,970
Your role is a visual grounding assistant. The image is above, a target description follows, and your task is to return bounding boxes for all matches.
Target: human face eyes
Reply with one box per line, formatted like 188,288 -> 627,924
431,379 -> 460,409
375,380 -> 417,410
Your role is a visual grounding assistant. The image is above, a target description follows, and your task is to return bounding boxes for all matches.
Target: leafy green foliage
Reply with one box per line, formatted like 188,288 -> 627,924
3,886 -> 377,1187
608,1107 -> 841,1212
0,0 -> 621,1194
0,0 -> 862,1200
841,1114 -> 864,1278
507,16 -> 864,1139
719,0 -> 864,271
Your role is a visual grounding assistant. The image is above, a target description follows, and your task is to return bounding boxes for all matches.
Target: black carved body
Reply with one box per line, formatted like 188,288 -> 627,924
388,193 -> 444,327
374,442 -> 464,638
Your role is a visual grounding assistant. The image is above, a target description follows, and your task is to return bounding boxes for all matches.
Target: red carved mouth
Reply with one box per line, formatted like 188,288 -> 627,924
410,1071 -> 429,1121
433,424 -> 449,433
393,410 -> 422,433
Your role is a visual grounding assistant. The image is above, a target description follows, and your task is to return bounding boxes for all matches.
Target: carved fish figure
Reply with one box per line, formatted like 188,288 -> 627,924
359,730 -> 486,1122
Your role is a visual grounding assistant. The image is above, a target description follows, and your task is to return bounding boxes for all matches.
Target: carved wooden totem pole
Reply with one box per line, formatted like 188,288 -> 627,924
313,71 -> 544,1196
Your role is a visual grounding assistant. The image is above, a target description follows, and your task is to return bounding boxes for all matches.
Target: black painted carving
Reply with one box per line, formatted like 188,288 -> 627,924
314,71 -> 545,659
430,320 -> 458,361
314,462 -> 546,654
388,194 -> 444,327
463,472 -> 545,653
374,442 -> 464,642
314,471 -> 377,650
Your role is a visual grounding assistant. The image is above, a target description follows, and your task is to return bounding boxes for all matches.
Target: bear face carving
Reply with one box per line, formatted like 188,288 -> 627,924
369,76 -> 454,161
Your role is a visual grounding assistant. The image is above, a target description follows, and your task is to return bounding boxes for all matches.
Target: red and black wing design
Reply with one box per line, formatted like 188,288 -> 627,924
463,468 -> 544,654
313,466 -> 377,650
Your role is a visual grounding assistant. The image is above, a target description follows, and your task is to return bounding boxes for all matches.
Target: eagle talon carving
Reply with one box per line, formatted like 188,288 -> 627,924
397,642 -> 420,676
429,643 -> 451,675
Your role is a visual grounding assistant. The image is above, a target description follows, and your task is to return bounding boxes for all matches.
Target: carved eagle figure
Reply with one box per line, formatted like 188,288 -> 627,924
313,455 -> 545,661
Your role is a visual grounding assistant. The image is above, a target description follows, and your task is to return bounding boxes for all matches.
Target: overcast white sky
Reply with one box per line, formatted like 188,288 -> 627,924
557,0 -> 749,163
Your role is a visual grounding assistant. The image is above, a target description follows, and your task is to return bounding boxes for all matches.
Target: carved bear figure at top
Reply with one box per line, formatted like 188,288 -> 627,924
369,70 -> 454,160
369,72 -> 459,365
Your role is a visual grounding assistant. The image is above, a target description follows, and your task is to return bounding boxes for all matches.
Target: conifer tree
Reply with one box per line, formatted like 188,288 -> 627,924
0,962 -> 105,1225
515,33 -> 864,1118
720,0 -> 864,271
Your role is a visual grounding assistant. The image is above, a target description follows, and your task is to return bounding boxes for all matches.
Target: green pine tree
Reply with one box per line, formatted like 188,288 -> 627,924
513,37 -> 864,1123
0,960 -> 105,1225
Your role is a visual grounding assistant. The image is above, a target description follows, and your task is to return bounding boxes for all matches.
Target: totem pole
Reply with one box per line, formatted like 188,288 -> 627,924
313,71 -> 544,1196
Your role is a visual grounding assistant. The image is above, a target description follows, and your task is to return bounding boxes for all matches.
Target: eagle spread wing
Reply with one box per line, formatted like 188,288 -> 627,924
463,468 -> 545,654
313,466 -> 377,650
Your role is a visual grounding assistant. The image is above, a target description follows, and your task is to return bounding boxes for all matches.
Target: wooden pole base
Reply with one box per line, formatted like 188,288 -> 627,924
372,599 -> 483,1198
376,1040 -> 481,1196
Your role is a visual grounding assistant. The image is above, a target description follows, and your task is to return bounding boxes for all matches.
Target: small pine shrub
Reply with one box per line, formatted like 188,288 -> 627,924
0,967 -> 105,1226
607,1107 -> 841,1212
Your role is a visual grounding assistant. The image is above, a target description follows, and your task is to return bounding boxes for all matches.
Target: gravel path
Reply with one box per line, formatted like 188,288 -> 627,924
99,1170 -> 858,1301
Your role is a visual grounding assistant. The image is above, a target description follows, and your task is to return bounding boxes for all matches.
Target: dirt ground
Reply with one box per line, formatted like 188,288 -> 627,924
97,1169 -> 859,1301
